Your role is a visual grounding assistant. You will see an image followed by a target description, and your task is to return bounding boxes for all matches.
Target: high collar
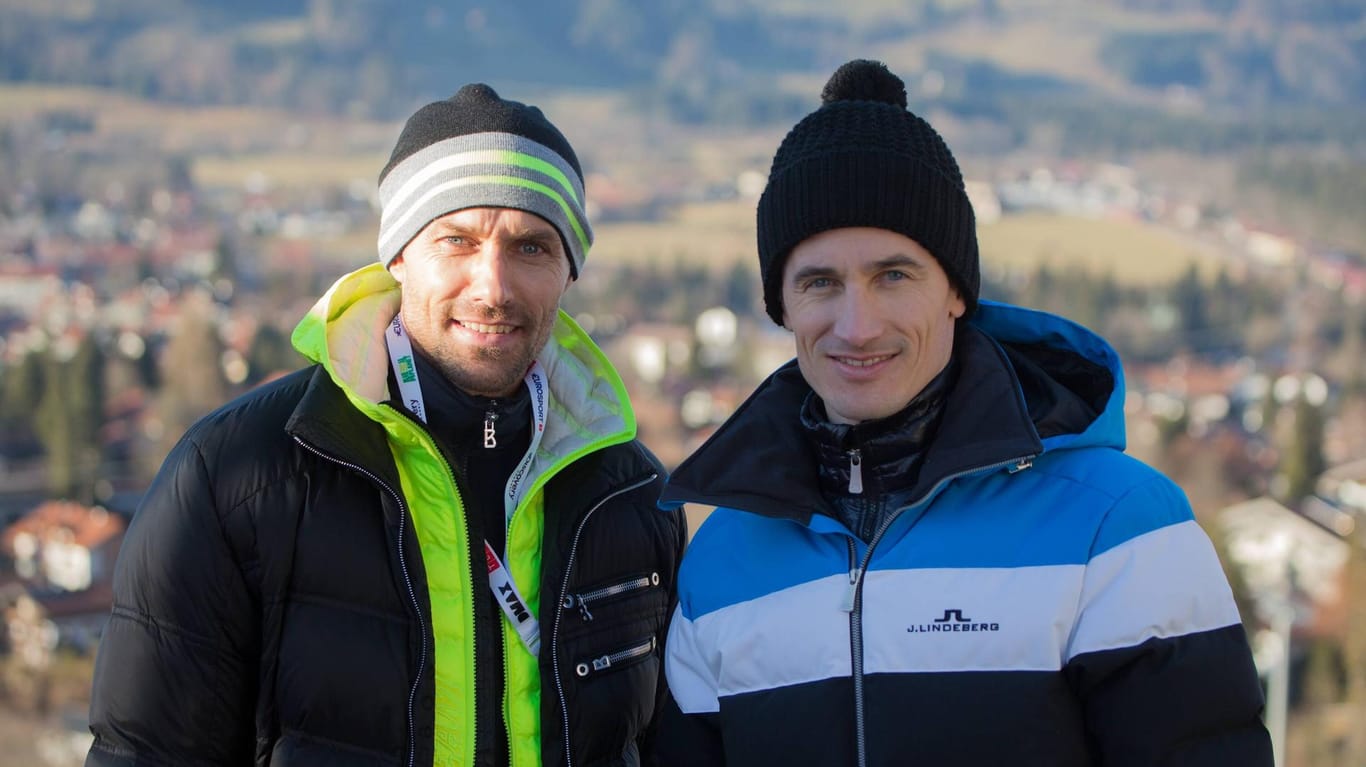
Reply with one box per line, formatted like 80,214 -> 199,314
291,263 -> 641,486
660,301 -> 1123,525
406,349 -> 531,455
800,359 -> 956,502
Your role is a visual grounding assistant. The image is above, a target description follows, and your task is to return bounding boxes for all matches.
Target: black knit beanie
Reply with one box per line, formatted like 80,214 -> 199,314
756,59 -> 980,325
376,83 -> 592,277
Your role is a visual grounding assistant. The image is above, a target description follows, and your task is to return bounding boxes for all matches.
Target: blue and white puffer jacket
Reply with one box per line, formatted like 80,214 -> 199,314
653,301 -> 1271,767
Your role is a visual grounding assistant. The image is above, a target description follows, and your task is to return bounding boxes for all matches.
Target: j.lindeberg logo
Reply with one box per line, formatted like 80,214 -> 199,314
907,608 -> 1000,634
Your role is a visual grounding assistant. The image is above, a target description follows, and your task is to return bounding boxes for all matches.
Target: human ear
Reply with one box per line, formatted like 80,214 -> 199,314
948,288 -> 966,319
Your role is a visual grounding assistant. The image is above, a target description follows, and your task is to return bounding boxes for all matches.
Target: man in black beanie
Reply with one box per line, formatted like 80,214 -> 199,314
87,83 -> 686,767
656,60 -> 1271,766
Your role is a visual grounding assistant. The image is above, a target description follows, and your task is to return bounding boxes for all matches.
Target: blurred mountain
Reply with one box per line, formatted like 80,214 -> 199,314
1,0 -> 1362,123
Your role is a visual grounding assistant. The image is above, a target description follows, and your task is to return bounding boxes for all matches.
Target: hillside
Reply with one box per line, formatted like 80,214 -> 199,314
2,0 -> 1364,252
2,0 -> 1363,119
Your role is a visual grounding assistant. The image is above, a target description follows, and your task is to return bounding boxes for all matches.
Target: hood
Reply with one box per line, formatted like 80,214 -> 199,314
291,263 -> 638,480
660,299 -> 1127,522
969,300 -> 1126,454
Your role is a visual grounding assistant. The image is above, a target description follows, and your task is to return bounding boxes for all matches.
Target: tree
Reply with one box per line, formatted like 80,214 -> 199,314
33,335 -> 105,502
1172,263 -> 1209,347
245,323 -> 304,386
1278,392 -> 1326,504
153,291 -> 228,464
1290,632 -> 1349,766
1344,534 -> 1366,765
0,348 -> 45,454
723,261 -> 757,318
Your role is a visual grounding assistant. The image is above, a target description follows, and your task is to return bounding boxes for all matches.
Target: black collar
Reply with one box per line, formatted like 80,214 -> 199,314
406,350 -> 532,455
661,326 -> 1046,524
800,359 -> 956,502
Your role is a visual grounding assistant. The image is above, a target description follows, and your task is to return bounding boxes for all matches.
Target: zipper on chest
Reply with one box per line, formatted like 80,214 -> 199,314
563,572 -> 661,621
574,636 -> 657,679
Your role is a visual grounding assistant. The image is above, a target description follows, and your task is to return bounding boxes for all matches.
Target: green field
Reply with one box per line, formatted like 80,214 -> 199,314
978,212 -> 1222,284
0,83 -> 395,173
2,84 -> 1234,286
592,201 -> 757,270
194,152 -> 386,190
593,203 -> 1224,286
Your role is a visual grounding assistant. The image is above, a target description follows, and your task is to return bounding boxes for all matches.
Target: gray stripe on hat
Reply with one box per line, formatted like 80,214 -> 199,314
380,132 -> 585,211
379,178 -> 588,276
378,161 -> 583,254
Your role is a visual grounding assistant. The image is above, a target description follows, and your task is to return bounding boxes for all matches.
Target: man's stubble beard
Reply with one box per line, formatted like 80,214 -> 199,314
401,297 -> 557,398
432,342 -> 534,398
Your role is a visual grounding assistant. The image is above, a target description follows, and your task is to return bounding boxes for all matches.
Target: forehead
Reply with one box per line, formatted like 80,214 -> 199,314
785,227 -> 939,274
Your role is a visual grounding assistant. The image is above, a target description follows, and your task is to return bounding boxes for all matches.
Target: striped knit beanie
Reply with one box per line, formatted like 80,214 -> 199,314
757,59 -> 980,325
377,83 -> 592,277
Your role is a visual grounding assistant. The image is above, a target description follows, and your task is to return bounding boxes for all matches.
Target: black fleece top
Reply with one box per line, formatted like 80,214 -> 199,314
800,359 -> 957,542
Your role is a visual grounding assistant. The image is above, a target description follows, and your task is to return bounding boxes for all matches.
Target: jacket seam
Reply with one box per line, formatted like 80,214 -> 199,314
277,726 -> 406,764
184,437 -> 260,696
1023,457 -> 1137,506
108,605 -> 220,654
1065,473 -> 1182,656
88,735 -> 175,766
284,591 -> 410,624
1083,473 -> 1177,559
181,437 -> 251,594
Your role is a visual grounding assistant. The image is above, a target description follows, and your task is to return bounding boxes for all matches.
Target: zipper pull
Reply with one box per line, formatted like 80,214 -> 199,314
483,407 -> 498,449
841,567 -> 862,613
848,449 -> 863,495
562,594 -> 593,621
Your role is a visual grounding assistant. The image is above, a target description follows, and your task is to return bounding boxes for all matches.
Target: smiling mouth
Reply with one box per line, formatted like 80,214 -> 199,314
458,320 -> 516,334
834,354 -> 893,367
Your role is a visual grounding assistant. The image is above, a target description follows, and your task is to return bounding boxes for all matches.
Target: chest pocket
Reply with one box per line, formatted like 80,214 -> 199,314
555,568 -> 670,762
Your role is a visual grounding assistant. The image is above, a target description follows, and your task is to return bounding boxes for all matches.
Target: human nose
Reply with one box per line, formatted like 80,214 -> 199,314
465,245 -> 512,307
831,288 -> 879,347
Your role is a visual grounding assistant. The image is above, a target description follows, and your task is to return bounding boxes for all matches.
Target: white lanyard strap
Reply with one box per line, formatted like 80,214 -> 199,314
386,314 -> 426,424
503,363 -> 548,522
385,313 -> 544,656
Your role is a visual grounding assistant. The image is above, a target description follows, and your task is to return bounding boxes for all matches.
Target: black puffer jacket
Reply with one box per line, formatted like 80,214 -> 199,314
86,360 -> 686,767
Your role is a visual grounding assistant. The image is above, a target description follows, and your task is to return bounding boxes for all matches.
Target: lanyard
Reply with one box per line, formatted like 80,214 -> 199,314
385,313 -> 546,656
484,542 -> 541,656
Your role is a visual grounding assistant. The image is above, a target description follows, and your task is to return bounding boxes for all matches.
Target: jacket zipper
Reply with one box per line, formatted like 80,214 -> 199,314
562,572 -> 661,621
456,448 -> 501,767
573,636 -> 656,679
484,404 -> 498,449
847,449 -> 863,494
844,454 -> 1035,767
550,472 -> 659,767
845,537 -> 865,767
294,436 -> 429,767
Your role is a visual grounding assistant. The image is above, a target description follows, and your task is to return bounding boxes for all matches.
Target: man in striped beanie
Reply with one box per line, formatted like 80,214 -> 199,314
377,83 -> 592,279
87,83 -> 685,767
378,83 -> 595,400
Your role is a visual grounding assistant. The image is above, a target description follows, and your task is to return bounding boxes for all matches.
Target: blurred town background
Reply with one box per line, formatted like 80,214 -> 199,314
1,0 -> 1364,764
